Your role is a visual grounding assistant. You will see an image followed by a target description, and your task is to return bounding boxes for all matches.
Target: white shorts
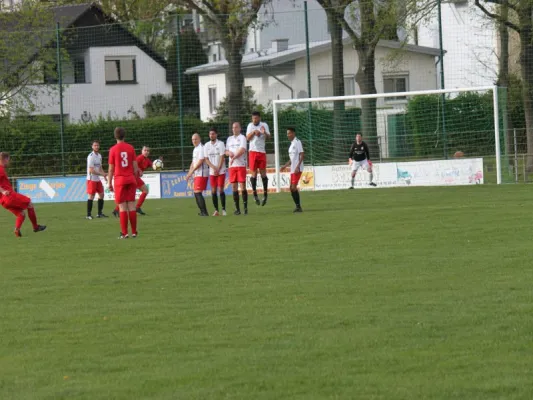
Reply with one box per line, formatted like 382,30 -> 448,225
351,159 -> 370,172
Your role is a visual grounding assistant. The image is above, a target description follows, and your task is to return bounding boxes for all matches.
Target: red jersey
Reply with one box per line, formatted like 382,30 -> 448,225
136,155 -> 152,173
0,166 -> 13,199
109,142 -> 137,177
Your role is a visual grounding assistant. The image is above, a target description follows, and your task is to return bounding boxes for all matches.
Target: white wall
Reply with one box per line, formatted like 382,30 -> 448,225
198,72 -> 226,121
23,46 -> 172,121
416,1 -> 498,88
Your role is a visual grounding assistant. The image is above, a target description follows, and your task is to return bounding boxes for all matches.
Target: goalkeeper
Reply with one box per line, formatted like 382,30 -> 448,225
348,133 -> 377,189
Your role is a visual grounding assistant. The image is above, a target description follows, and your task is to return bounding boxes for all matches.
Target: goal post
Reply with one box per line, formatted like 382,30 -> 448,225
272,85 -> 507,192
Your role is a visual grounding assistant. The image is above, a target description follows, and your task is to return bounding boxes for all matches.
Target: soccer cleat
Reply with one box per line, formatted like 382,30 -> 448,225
198,212 -> 209,217
212,210 -> 220,217
118,233 -> 129,239
86,215 -> 93,220
33,225 -> 46,233
136,208 -> 146,215
131,233 -> 138,238
254,195 -> 260,205
293,207 -> 303,213
348,186 -> 354,190
112,209 -> 119,218
244,208 -> 248,215
369,182 -> 377,187
233,210 -> 241,216
221,210 -> 227,216
261,196 -> 268,206
97,213 -> 108,218
14,229 -> 22,238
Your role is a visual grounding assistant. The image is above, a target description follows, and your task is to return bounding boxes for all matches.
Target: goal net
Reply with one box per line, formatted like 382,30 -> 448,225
272,86 -> 510,192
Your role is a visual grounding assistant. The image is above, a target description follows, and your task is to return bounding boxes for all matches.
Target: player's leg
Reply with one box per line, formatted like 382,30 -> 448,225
87,181 -> 96,219
290,173 -> 303,212
367,161 -> 377,186
96,181 -> 107,218
350,162 -> 359,189
113,204 -> 119,218
3,203 -> 26,237
249,152 -> 260,205
230,169 -> 240,215
193,177 -> 208,216
126,183 -> 138,237
218,174 -> 226,216
238,167 -> 248,215
136,180 -> 148,215
26,202 -> 45,232
257,153 -> 268,206
115,183 -> 129,238
210,175 -> 219,216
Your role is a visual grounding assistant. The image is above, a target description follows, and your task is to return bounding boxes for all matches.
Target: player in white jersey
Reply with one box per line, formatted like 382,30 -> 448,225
86,140 -> 108,219
246,111 -> 270,206
226,122 -> 248,215
204,127 -> 227,216
185,132 -> 209,216
281,127 -> 304,212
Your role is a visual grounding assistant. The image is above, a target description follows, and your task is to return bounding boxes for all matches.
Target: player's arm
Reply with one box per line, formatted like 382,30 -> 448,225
235,137 -> 247,158
204,148 -> 217,171
0,186 -> 10,196
364,142 -> 370,160
136,155 -> 144,177
186,156 -> 204,179
261,123 -> 271,139
246,124 -> 257,141
107,150 -> 114,190
295,144 -> 305,172
133,160 -> 139,178
349,142 -> 356,161
217,146 -> 226,171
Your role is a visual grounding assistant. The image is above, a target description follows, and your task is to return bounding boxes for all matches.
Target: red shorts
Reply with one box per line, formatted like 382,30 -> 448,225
229,167 -> 247,183
114,176 -> 137,204
1,192 -> 31,215
291,172 -> 302,185
209,174 -> 226,189
87,180 -> 104,195
249,151 -> 267,170
136,177 -> 145,189
194,177 -> 208,192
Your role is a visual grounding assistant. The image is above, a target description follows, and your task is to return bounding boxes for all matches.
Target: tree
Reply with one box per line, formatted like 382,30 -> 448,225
316,1 -> 348,160
177,0 -> 271,131
475,0 -> 533,170
167,25 -> 208,116
0,3 -> 57,116
213,86 -> 262,122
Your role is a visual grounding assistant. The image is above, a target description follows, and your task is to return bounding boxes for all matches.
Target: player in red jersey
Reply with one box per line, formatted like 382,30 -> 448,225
0,152 -> 46,237
112,145 -> 158,217
107,127 -> 139,239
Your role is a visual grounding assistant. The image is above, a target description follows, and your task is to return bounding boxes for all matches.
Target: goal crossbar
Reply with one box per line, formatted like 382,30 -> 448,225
272,85 -> 501,191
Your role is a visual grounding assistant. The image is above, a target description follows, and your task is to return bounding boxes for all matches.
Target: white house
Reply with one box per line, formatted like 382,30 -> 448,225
5,3 -> 172,122
414,0 -> 498,89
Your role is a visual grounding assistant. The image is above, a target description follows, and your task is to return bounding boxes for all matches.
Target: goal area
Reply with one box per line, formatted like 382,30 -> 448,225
272,86 -> 510,192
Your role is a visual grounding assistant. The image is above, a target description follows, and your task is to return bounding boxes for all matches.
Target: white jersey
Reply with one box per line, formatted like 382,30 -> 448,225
226,134 -> 247,168
288,137 -> 304,173
192,144 -> 209,177
246,121 -> 270,153
203,140 -> 226,176
87,152 -> 103,182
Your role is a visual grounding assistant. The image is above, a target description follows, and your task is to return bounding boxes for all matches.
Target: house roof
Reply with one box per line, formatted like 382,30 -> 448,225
1,3 -> 167,69
185,37 -> 441,75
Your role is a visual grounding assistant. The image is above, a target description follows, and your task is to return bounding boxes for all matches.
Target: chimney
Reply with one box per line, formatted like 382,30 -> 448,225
271,39 -> 289,53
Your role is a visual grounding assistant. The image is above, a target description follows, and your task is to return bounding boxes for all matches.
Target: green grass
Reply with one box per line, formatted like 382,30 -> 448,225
1,186 -> 533,400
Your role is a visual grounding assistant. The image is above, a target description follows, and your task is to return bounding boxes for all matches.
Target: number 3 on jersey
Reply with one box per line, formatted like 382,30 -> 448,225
120,151 -> 128,167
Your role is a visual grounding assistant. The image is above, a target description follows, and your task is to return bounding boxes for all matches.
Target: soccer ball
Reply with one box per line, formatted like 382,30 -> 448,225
152,159 -> 164,171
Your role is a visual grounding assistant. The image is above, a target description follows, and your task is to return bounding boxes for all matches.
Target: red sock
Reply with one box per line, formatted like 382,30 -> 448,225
15,213 -> 25,230
114,205 -> 119,212
119,211 -> 128,235
128,211 -> 137,234
136,192 -> 147,209
27,207 -> 38,229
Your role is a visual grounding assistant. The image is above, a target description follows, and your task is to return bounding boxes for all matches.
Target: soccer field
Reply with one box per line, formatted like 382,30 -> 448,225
1,186 -> 532,399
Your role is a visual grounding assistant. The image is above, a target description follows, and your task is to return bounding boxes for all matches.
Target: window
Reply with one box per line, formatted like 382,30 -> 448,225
74,61 -> 86,83
383,75 -> 408,101
318,76 -> 356,97
208,86 -> 217,114
212,54 -> 217,62
105,56 -> 136,84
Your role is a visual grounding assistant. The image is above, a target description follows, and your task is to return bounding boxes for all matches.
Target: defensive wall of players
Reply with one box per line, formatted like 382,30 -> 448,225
16,158 -> 484,203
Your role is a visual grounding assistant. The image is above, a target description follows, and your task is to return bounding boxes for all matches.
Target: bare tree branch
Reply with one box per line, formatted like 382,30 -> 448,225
474,0 -> 521,33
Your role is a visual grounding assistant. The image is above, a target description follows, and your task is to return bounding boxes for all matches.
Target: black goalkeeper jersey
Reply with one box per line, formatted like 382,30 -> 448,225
349,141 -> 370,162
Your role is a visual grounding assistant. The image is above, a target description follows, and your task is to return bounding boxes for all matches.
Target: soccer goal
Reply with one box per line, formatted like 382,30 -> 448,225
272,85 -> 510,192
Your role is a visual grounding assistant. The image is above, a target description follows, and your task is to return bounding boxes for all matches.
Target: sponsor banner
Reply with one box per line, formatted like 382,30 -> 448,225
245,167 -> 314,193
396,158 -> 484,186
314,163 -> 398,191
101,173 -> 161,201
17,176 -> 87,203
160,172 -> 233,198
